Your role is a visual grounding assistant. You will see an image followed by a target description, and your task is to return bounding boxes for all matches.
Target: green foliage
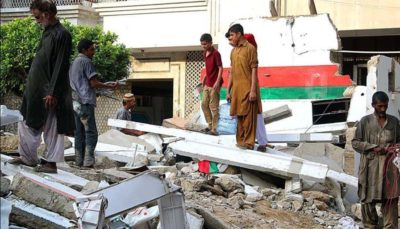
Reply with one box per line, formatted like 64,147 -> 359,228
0,18 -> 131,96
64,21 -> 131,83
0,18 -> 41,96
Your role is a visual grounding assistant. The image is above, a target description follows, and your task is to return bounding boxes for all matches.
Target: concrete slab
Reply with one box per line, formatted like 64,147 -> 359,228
7,195 -> 75,228
169,140 -> 358,187
169,140 -> 328,182
10,172 -> 82,219
98,129 -> 154,152
1,154 -> 89,188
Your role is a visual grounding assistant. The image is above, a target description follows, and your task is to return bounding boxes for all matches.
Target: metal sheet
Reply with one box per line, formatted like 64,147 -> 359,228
92,171 -> 179,218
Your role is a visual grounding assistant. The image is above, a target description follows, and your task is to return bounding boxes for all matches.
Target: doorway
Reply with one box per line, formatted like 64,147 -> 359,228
131,80 -> 173,125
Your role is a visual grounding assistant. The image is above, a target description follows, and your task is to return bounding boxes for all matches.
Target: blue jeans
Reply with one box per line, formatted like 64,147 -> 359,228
74,104 -> 98,167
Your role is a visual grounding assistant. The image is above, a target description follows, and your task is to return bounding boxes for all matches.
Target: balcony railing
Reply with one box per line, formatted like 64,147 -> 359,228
1,0 -> 98,8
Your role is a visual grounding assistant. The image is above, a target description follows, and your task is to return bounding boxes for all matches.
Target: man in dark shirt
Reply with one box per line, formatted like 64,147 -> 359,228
200,33 -> 223,136
8,0 -> 74,173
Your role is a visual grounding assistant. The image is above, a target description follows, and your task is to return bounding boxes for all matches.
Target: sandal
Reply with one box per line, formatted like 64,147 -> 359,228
265,144 -> 275,149
7,157 -> 37,167
34,164 -> 57,174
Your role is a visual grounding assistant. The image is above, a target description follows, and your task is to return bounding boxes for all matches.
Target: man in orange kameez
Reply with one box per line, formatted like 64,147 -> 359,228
226,24 -> 259,149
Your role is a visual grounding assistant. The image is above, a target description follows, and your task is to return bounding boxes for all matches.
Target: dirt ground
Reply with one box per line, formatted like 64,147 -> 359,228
187,191 -> 332,228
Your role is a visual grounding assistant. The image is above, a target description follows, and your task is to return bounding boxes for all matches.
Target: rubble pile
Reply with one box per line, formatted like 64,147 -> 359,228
1,117 -> 392,228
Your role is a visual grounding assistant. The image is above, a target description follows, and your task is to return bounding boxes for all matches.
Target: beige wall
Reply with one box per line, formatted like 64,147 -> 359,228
281,0 -> 400,31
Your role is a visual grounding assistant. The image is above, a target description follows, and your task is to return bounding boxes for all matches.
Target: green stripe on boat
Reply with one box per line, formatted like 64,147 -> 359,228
215,86 -> 349,100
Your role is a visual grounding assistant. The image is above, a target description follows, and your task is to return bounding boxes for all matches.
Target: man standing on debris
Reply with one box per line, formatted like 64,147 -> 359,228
352,91 -> 400,229
114,93 -> 145,136
226,24 -> 259,150
200,33 -> 223,136
8,0 -> 74,173
225,32 -> 273,152
69,38 -> 118,168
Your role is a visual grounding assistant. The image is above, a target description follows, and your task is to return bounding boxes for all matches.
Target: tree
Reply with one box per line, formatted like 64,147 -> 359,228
0,18 -> 41,96
0,18 -> 131,96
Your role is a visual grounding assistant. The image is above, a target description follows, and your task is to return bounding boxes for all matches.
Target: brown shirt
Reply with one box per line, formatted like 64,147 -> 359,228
229,40 -> 258,116
352,113 -> 400,202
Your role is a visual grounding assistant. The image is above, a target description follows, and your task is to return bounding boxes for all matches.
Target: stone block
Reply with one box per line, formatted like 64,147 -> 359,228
1,176 -> 11,197
10,172 -> 81,219
215,175 -> 244,192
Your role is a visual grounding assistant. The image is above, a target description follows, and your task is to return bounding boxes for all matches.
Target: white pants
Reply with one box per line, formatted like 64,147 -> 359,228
256,114 -> 268,145
18,109 -> 65,165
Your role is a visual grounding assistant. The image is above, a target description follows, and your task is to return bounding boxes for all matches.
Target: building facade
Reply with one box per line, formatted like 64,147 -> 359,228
1,0 -> 399,132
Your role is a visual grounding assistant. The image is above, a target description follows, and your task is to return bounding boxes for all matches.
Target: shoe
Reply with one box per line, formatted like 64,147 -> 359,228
201,127 -> 210,133
207,130 -> 219,136
7,157 -> 37,167
256,145 -> 267,152
265,144 -> 275,149
34,164 -> 57,174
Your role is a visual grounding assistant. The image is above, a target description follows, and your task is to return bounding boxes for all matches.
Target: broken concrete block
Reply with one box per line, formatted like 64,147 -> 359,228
215,175 -> 244,192
285,178 -> 302,194
285,193 -> 304,203
200,184 -> 227,197
95,156 -> 120,169
7,195 -> 75,228
139,133 -> 163,154
244,185 -> 263,202
260,187 -> 280,197
262,105 -> 292,124
1,177 -> 11,197
302,191 -> 333,205
294,143 -> 343,173
325,143 -> 345,169
10,172 -> 81,219
181,178 -> 207,192
313,200 -> 328,211
276,199 -> 292,210
180,163 -> 199,174
147,154 -> 164,163
221,165 -> 240,175
98,129 -> 154,152
291,200 -> 303,212
81,181 -> 100,195
0,134 -> 18,152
